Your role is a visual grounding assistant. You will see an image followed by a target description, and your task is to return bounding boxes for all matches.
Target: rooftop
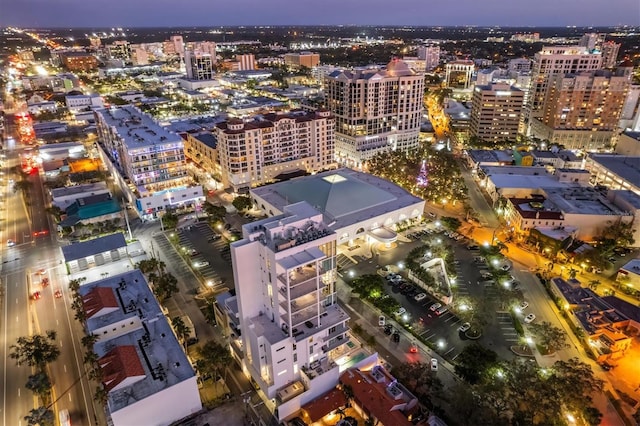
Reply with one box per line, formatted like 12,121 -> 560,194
51,182 -> 109,199
61,233 -> 126,263
620,258 -> 640,276
79,270 -> 196,412
301,387 -> 347,423
544,187 -> 625,215
251,168 -> 423,231
588,155 -> 640,189
95,106 -> 182,150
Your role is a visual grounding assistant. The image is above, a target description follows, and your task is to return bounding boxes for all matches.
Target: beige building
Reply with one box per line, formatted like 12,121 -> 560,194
236,54 -> 256,71
183,132 -> 220,177
284,52 -> 320,69
324,59 -> 424,167
470,83 -> 524,144
615,131 -> 640,156
213,110 -> 336,192
530,70 -> 629,150
444,60 -> 474,89
523,46 -> 602,133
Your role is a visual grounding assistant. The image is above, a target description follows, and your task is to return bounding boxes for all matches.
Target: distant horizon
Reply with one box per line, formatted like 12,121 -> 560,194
2,0 -> 638,29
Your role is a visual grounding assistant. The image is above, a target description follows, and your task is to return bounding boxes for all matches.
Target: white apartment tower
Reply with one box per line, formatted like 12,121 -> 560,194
324,59 -> 424,167
236,54 -> 256,71
170,35 -> 185,57
214,110 -> 336,192
470,83 -> 524,144
417,45 -> 440,71
523,45 -> 602,134
185,49 -> 215,80
231,202 -> 350,421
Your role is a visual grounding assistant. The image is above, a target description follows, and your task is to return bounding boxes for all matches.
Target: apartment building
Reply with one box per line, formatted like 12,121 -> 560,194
417,45 -> 440,71
236,54 -> 256,71
530,70 -> 629,150
213,110 -> 336,192
470,83 -> 524,144
182,131 -> 220,178
59,51 -> 98,72
78,270 -> 202,426
444,60 -> 474,89
324,59 -> 424,167
185,49 -> 215,81
523,45 -> 602,133
94,106 -> 203,219
284,52 -> 320,69
230,202 -> 351,421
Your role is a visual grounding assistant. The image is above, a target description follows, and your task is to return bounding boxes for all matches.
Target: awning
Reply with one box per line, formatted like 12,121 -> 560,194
368,227 -> 397,243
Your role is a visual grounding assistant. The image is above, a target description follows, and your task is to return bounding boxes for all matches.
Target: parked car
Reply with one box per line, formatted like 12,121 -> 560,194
520,301 -> 529,310
435,306 -> 449,316
458,322 -> 471,333
524,313 -> 536,324
501,264 -> 512,271
394,307 -> 407,317
193,260 -> 210,268
414,293 -> 427,302
430,358 -> 438,371
429,303 -> 442,312
384,325 -> 393,335
7,239 -> 15,247
378,316 -> 386,327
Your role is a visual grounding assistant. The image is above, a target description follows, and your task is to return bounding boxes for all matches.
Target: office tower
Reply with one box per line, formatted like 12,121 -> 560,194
324,59 -> 424,167
170,34 -> 184,57
184,49 -> 215,80
444,60 -> 474,89
107,40 -> 131,62
131,46 -> 149,66
508,58 -> 532,74
230,202 -> 349,422
470,83 -> 524,144
417,45 -> 440,71
530,70 -> 629,150
284,52 -> 320,69
579,33 -> 605,51
523,46 -> 602,134
236,54 -> 256,71
94,106 -> 204,219
214,110 -> 336,192
189,41 -> 217,61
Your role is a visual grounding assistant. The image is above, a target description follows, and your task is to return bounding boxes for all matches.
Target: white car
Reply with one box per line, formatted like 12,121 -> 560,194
6,239 -> 15,247
414,293 -> 427,302
458,322 -> 471,333
429,302 -> 442,312
520,301 -> 529,310
378,316 -> 386,327
394,307 -> 407,317
193,260 -> 210,268
524,313 -> 536,324
430,358 -> 438,371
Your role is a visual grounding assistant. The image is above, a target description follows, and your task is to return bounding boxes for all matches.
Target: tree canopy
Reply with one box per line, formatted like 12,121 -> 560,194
10,331 -> 60,372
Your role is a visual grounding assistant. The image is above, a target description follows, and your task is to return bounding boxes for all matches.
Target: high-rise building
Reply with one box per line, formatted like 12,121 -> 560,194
530,70 -> 629,150
523,46 -> 602,134
94,106 -> 204,219
470,83 -> 524,144
417,45 -> 440,71
189,41 -> 217,61
213,110 -> 336,192
107,40 -> 131,62
59,51 -> 98,72
284,52 -> 320,69
184,49 -> 215,80
230,201 -> 350,422
601,41 -> 621,69
130,46 -> 149,66
324,59 -> 424,167
579,33 -> 605,51
236,54 -> 256,71
170,34 -> 184,57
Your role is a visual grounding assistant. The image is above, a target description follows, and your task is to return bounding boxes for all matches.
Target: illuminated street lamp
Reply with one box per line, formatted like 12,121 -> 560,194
398,262 -> 404,270
348,270 -> 355,278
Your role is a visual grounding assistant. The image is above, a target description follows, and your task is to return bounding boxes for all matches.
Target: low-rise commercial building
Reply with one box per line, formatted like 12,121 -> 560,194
51,182 -> 110,210
78,269 -> 201,426
61,233 -> 128,273
585,154 -> 640,196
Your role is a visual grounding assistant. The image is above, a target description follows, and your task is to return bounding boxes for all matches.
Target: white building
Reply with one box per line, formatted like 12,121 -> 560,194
94,106 -> 204,219
65,94 -> 104,111
508,58 -> 532,74
230,202 -> 351,421
250,168 -> 425,246
236,54 -> 256,71
213,110 -> 336,192
585,154 -> 640,196
51,182 -> 110,210
79,269 -> 202,426
324,59 -> 424,167
444,60 -> 474,90
185,49 -> 215,81
417,45 -> 440,71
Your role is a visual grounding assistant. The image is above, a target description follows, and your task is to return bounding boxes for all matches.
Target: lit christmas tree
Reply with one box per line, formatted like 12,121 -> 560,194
416,159 -> 428,187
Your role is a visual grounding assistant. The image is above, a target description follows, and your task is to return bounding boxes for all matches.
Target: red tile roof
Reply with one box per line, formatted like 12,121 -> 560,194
99,345 -> 145,392
82,287 -> 119,319
301,387 -> 347,423
340,368 -> 412,426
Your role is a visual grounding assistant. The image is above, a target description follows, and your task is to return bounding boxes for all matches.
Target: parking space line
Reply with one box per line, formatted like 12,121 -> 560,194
424,333 -> 436,340
419,329 -> 431,336
443,347 -> 455,356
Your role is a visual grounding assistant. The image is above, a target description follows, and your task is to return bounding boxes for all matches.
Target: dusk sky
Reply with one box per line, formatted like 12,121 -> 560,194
1,0 -> 639,28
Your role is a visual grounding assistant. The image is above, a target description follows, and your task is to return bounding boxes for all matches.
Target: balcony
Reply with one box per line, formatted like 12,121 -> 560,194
323,323 -> 348,342
322,335 -> 350,353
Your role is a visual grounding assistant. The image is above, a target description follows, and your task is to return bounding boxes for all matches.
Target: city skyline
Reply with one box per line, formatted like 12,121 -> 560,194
1,0 -> 639,28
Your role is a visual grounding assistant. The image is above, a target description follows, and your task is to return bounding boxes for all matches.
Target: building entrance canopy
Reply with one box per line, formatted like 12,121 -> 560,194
368,227 -> 397,243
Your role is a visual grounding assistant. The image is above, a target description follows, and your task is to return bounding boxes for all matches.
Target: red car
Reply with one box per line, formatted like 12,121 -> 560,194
54,289 -> 62,299
32,291 -> 42,300
41,278 -> 49,287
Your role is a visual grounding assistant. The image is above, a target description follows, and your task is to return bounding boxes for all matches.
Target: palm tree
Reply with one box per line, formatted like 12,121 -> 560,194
93,385 -> 109,405
10,331 -> 61,374
171,316 -> 191,350
81,334 -> 99,349
25,372 -> 52,401
588,280 -> 601,291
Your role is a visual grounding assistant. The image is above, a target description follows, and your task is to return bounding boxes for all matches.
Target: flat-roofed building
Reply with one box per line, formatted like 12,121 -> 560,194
78,269 -> 201,426
183,131 -> 220,179
324,59 -> 424,167
444,59 -> 474,89
470,83 -> 524,144
585,154 -> 640,196
213,110 -> 336,192
284,52 -> 320,69
615,131 -> 640,156
230,202 -> 352,421
185,49 -> 215,81
59,51 -> 98,72
94,106 -> 204,219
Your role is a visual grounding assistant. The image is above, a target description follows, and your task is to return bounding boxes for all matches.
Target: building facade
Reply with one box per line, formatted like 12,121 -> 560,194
213,110 -> 336,192
324,59 -> 424,167
470,83 -> 524,144
284,52 -> 320,69
231,202 -> 351,421
444,60 -> 474,89
94,106 -> 203,219
417,45 -> 440,71
236,54 -> 256,71
531,70 -> 629,150
185,49 -> 215,81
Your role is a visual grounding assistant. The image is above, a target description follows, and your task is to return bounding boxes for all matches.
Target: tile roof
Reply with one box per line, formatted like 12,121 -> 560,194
301,387 -> 347,423
82,287 -> 119,319
99,345 -> 146,392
